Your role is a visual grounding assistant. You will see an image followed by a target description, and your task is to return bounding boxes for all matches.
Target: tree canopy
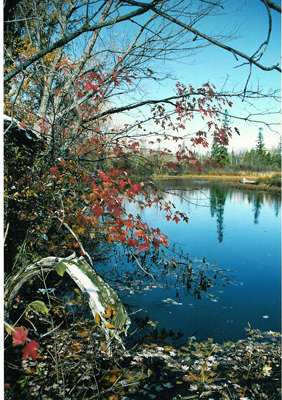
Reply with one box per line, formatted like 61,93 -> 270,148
4,0 -> 281,268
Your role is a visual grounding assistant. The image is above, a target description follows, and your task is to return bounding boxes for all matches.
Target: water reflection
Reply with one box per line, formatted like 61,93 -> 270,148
155,179 -> 281,243
98,178 -> 281,342
252,195 -> 263,225
209,186 -> 228,242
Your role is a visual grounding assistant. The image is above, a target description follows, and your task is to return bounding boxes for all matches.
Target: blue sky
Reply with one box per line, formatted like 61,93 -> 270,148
121,0 -> 281,152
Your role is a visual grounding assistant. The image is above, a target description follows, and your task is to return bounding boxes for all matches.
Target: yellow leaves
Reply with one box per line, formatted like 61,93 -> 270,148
134,229 -> 143,237
105,366 -> 122,391
89,231 -> 96,239
13,38 -> 38,58
100,342 -> 109,354
26,369 -> 33,374
94,313 -> 101,326
71,341 -> 83,351
76,226 -> 85,235
105,323 -> 116,329
77,330 -> 88,339
105,375 -> 117,383
188,371 -> 200,381
100,305 -> 117,329
94,306 -> 118,329
101,305 -> 117,319
14,188 -> 38,199
108,395 -> 118,400
5,325 -> 13,335
163,345 -> 174,352
51,305 -> 64,317
124,373 -> 133,381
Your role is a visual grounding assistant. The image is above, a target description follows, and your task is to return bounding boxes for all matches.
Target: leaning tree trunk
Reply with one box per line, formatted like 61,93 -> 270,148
5,253 -> 130,344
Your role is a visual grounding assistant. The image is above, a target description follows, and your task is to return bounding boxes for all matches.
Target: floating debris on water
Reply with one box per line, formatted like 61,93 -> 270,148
162,298 -> 183,305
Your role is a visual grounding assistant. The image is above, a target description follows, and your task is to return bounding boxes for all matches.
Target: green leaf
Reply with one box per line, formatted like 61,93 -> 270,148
56,259 -> 79,276
29,300 -> 49,315
18,379 -> 27,389
56,260 -> 67,276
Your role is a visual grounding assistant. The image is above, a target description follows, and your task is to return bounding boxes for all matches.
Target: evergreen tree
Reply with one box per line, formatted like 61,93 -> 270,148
256,128 -> 265,156
211,109 -> 230,165
274,139 -> 281,168
254,128 -> 267,168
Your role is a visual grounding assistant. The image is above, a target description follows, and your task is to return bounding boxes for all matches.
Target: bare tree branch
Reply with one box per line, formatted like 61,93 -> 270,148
261,0 -> 281,13
4,2 -> 157,82
124,0 -> 281,73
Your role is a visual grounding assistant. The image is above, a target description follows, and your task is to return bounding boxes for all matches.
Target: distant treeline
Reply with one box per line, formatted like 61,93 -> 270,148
128,144 -> 281,178
189,145 -> 281,173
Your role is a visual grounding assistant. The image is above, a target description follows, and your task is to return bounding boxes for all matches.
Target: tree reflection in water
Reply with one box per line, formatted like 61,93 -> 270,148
253,194 -> 263,224
209,185 -> 229,242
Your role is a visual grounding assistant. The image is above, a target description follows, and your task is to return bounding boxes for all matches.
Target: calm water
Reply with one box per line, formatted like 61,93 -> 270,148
97,179 -> 281,343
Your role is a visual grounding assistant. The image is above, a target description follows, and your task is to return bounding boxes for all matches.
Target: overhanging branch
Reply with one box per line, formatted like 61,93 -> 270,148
124,0 -> 281,73
4,3 -> 155,83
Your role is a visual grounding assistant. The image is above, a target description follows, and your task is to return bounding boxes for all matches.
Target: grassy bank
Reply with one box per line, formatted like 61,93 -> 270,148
152,172 -> 281,193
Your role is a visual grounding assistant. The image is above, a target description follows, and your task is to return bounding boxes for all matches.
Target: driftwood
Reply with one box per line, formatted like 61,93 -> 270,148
239,178 -> 255,184
5,253 -> 130,342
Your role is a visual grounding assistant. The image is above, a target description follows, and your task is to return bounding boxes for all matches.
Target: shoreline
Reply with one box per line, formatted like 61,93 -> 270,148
152,173 -> 281,193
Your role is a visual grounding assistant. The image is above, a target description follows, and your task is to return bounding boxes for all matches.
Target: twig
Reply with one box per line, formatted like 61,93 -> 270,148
4,223 -> 9,245
40,265 -> 65,398
56,217 -> 93,266
130,252 -> 156,281
4,75 -> 25,135
40,321 -> 64,338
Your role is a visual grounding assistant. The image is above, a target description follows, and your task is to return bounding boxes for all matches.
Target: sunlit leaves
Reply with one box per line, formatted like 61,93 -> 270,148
28,300 -> 49,315
95,313 -> 101,326
55,260 -> 67,277
101,305 -> 117,319
5,64 -> 226,264
104,323 -> 116,329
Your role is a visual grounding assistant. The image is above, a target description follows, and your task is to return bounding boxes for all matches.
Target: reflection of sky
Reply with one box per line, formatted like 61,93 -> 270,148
121,181 -> 281,341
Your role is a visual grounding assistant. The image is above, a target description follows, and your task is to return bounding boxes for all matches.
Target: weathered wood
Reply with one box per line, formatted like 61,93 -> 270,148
239,178 -> 255,184
4,253 -> 130,337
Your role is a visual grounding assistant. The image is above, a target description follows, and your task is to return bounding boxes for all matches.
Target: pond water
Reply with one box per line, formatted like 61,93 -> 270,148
96,179 -> 281,343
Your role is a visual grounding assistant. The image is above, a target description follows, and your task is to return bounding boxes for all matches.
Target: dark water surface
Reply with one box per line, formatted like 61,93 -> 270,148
98,179 -> 281,343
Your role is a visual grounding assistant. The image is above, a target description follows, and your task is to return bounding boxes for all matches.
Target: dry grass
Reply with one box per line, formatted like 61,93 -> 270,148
152,172 -> 281,193
154,171 -> 280,180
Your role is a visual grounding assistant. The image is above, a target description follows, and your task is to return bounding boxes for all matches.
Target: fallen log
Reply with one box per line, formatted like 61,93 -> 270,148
5,253 -> 130,344
239,178 -> 255,184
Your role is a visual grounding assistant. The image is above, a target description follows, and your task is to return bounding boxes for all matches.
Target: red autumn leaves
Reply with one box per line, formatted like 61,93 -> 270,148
13,327 -> 40,361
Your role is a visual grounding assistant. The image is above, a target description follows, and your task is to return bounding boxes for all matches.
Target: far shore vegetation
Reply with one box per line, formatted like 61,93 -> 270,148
132,128 -> 281,191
